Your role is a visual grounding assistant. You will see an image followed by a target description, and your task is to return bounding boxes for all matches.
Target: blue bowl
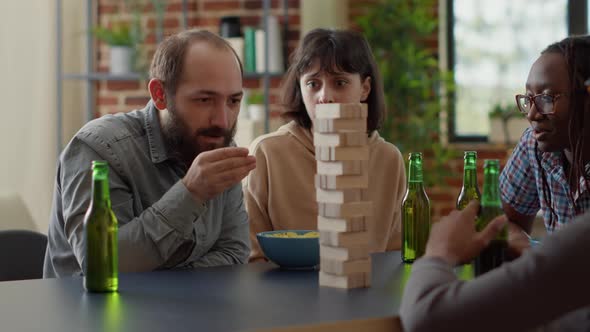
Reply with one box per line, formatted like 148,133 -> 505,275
256,230 -> 320,269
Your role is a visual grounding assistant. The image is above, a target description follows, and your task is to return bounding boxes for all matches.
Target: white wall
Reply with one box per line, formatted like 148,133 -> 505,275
0,0 -> 84,232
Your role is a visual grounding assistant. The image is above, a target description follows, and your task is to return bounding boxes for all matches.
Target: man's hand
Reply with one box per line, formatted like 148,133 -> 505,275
424,200 -> 507,266
182,147 -> 256,203
507,222 -> 531,259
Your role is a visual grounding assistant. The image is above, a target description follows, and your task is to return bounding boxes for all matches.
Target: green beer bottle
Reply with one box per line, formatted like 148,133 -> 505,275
456,151 -> 481,210
84,161 -> 118,292
474,159 -> 507,276
402,152 -> 431,263
455,151 -> 480,278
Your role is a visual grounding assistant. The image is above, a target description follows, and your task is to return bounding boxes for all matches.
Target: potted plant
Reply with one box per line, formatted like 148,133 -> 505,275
93,19 -> 139,74
488,103 -> 529,145
356,0 -> 457,186
247,92 -> 266,122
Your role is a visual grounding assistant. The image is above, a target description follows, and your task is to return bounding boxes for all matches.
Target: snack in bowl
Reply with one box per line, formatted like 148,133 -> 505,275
256,230 -> 320,269
263,231 -> 319,238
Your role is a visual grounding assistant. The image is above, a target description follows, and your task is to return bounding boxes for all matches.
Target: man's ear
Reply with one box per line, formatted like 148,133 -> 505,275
148,79 -> 167,110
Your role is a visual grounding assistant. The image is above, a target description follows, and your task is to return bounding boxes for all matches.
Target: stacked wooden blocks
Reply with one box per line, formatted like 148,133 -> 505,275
314,103 -> 372,289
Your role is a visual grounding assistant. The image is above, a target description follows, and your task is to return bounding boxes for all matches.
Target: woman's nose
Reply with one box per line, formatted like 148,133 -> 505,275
318,87 -> 335,104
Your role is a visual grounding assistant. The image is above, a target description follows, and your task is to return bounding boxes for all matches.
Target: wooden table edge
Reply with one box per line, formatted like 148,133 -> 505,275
251,315 -> 402,332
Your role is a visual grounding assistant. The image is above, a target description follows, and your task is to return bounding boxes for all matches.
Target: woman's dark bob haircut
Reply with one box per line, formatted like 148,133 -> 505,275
281,28 -> 385,133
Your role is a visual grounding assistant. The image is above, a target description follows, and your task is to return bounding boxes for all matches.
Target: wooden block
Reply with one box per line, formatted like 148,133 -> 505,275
317,216 -> 368,232
316,188 -> 362,204
320,257 -> 371,275
313,132 -> 367,147
317,160 -> 362,176
315,118 -> 367,133
319,271 -> 370,289
315,173 -> 368,189
318,201 -> 374,218
320,244 -> 370,261
315,103 -> 368,119
315,146 -> 369,161
320,230 -> 370,247
360,188 -> 370,201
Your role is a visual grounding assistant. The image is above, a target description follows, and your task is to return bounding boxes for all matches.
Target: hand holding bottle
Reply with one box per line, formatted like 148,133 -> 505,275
507,222 -> 532,258
424,201 -> 507,266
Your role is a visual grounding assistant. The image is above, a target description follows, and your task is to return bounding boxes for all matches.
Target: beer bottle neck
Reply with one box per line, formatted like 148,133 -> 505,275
482,167 -> 501,207
91,177 -> 111,208
408,162 -> 424,188
462,161 -> 478,189
407,181 -> 425,191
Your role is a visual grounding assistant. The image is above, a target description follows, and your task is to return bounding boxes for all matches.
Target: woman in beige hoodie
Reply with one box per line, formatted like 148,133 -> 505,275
244,28 -> 406,262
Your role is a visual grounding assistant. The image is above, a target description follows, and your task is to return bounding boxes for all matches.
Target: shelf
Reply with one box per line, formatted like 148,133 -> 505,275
63,72 -> 284,81
63,72 -> 145,81
56,0 -> 289,153
244,72 -> 284,79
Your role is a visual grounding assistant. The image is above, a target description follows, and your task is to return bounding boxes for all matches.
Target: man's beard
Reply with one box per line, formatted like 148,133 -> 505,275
161,102 -> 237,167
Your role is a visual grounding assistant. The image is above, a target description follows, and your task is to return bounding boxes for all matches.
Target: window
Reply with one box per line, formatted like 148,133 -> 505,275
447,0 -> 586,142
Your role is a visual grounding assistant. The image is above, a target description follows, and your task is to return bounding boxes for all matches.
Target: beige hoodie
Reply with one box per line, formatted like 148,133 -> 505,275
244,121 -> 407,262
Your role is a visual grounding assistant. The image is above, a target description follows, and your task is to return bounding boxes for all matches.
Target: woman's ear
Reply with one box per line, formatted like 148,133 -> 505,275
361,76 -> 372,102
148,79 -> 167,110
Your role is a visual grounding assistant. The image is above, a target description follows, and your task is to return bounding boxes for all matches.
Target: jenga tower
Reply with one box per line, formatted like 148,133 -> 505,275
314,103 -> 372,289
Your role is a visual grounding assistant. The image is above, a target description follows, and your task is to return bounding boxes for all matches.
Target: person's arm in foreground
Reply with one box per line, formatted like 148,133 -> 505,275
400,201 -> 590,332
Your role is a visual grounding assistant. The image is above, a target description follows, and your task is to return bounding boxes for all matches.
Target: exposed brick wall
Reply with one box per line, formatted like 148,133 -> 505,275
95,0 -> 514,222
95,0 -> 300,117
429,148 -> 512,220
348,0 -> 378,30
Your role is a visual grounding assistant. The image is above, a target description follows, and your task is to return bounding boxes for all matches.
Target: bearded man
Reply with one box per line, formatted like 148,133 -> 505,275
44,30 -> 256,277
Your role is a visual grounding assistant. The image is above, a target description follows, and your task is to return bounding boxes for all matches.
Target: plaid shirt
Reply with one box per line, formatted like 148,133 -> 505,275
500,127 -> 590,232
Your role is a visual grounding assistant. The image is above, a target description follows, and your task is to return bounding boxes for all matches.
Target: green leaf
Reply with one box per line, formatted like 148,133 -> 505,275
92,20 -> 136,47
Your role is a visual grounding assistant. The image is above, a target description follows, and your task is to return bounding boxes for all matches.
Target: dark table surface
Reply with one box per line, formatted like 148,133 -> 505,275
0,251 -> 414,332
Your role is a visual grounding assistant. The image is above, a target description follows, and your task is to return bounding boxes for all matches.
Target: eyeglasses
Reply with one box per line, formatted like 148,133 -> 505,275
514,93 -> 563,115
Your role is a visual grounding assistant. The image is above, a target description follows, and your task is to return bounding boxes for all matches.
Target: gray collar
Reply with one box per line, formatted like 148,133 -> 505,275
143,101 -> 169,164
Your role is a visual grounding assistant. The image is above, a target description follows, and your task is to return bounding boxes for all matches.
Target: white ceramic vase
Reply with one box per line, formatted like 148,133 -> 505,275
489,117 -> 529,144
248,104 -> 266,122
110,46 -> 134,74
